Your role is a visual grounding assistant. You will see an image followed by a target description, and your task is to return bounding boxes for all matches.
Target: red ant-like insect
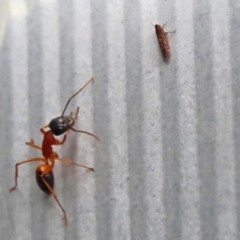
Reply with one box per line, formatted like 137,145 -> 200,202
9,77 -> 100,225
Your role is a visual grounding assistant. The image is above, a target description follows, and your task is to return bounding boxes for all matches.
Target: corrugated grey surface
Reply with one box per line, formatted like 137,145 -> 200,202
0,0 -> 239,239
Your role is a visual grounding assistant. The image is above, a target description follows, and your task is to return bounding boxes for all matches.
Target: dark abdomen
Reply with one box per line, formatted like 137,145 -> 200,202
36,170 -> 54,194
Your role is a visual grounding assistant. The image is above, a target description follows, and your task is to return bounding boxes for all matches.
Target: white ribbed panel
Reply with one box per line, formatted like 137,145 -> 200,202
212,1 -> 237,239
10,1 -> 31,240
175,0 -> 201,239
106,1 -> 130,239
0,0 -> 239,239
141,1 -> 165,240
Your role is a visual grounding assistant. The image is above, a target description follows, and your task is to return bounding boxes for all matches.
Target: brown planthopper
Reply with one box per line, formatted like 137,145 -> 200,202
154,23 -> 175,62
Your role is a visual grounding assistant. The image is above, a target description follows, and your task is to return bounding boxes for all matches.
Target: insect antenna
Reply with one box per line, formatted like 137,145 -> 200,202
61,77 -> 94,116
70,127 -> 101,142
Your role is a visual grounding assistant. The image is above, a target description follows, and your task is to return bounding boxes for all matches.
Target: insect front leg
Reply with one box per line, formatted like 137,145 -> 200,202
26,139 -> 42,151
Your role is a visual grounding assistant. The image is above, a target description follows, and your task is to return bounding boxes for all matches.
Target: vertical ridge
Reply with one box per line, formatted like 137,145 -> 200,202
141,0 -> 165,239
175,0 -> 201,239
229,0 -> 240,239
211,1 -> 237,239
9,0 -> 31,239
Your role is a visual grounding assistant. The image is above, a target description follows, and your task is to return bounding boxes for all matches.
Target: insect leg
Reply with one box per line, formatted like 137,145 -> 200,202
40,165 -> 68,225
165,30 -> 176,34
54,134 -> 67,146
9,158 -> 47,191
56,157 -> 94,171
40,124 -> 49,135
26,139 -> 42,151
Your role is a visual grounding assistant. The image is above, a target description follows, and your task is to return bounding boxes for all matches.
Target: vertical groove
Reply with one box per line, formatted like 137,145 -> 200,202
27,2 -> 45,239
106,1 -> 131,239
41,0 -> 62,233
141,1 -> 165,239
158,1 -> 182,240
91,1 -> 113,240
124,1 -> 147,240
193,1 -> 217,239
57,0 -> 78,238
72,0 -> 96,239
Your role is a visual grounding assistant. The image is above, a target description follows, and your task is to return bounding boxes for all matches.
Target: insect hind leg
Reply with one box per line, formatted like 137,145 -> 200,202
9,157 -> 47,191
